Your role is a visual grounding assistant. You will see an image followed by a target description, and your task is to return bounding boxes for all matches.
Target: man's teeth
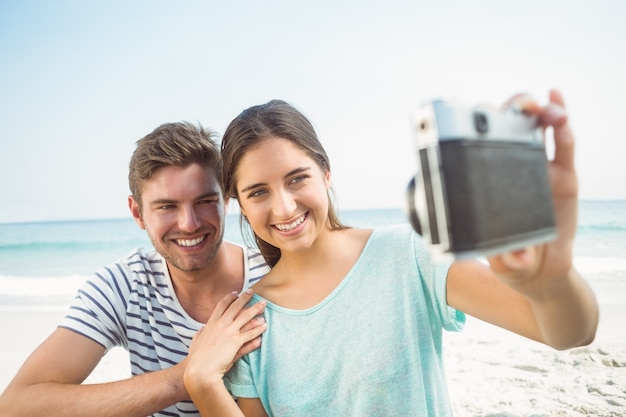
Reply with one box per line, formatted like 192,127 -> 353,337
177,236 -> 204,247
275,214 -> 306,231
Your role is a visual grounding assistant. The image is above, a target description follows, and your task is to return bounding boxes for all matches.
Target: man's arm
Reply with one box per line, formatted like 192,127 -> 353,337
0,328 -> 188,417
0,290 -> 268,417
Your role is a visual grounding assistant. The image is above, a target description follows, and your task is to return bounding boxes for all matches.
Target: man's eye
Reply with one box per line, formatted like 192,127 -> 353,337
199,199 -> 219,205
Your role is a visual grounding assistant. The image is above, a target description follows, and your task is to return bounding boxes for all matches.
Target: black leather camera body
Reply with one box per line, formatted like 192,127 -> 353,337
406,99 -> 556,259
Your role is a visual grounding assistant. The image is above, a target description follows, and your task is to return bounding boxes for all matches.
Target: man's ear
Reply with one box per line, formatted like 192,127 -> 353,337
128,195 -> 146,230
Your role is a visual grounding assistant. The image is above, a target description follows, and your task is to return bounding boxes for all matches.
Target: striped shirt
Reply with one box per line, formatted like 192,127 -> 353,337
60,243 -> 269,417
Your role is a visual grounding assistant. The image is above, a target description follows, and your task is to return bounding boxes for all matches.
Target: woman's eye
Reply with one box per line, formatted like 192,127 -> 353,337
249,189 -> 267,198
290,175 -> 307,184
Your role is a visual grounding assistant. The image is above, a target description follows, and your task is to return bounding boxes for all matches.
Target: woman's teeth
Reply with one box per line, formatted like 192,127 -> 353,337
275,214 -> 306,231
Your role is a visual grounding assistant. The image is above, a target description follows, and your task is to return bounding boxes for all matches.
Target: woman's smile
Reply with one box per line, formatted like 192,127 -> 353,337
273,212 -> 308,232
235,137 -> 331,252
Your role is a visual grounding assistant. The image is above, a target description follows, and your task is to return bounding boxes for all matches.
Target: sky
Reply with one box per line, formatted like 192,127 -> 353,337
1,0 -> 625,223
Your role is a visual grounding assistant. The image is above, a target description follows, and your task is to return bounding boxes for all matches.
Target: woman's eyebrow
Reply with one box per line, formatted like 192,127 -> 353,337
240,167 -> 312,193
240,182 -> 266,193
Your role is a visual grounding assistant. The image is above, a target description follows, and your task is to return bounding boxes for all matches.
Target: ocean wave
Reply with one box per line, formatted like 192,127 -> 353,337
0,274 -> 88,298
2,254 -> 624,304
577,224 -> 626,233
0,239 -> 146,252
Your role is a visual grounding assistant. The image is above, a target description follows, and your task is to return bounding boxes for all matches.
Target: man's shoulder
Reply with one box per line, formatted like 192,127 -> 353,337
124,246 -> 162,262
97,247 -> 166,282
222,241 -> 266,267
221,241 -> 269,289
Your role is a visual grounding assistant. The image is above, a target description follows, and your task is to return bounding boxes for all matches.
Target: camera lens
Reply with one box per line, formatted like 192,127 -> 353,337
473,111 -> 489,134
405,176 -> 422,235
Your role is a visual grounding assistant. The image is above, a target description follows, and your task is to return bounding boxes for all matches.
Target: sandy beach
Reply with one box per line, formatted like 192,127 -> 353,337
1,279 -> 624,416
445,278 -> 626,417
0,307 -> 131,388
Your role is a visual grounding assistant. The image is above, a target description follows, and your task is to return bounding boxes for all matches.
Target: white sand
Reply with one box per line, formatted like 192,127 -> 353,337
0,307 -> 131,389
445,279 -> 626,417
1,279 -> 624,416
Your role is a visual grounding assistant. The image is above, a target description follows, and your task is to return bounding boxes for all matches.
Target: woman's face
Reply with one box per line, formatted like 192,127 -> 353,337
234,137 -> 331,255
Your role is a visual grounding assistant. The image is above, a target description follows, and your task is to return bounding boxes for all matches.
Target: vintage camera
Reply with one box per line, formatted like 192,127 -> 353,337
406,99 -> 556,259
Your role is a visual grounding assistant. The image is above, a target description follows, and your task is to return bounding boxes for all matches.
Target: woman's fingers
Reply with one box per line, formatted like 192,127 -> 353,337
546,90 -> 576,172
210,290 -> 241,322
210,288 -> 260,323
502,92 -> 542,115
206,289 -> 266,344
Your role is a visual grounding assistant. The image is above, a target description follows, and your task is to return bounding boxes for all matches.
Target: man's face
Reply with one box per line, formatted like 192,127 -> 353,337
129,163 -> 226,274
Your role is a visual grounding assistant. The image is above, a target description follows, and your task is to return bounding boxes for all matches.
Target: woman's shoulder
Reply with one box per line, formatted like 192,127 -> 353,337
352,224 -> 418,258
371,223 -> 415,239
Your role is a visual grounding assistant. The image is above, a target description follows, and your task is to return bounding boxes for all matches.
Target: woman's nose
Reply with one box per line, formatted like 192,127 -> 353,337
271,190 -> 297,219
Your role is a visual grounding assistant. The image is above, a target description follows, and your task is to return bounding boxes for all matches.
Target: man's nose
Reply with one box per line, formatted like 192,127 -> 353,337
179,206 -> 201,232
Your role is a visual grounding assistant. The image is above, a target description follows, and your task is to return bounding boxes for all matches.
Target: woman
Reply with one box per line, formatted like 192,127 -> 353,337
184,91 -> 598,416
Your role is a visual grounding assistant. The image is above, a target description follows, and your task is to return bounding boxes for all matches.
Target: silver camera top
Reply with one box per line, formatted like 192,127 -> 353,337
413,99 -> 542,148
406,98 -> 555,261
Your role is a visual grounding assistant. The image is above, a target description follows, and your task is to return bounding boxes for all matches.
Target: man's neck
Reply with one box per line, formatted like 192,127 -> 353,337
169,242 -> 245,323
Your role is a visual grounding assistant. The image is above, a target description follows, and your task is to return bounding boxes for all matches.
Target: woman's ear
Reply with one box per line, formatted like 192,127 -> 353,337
324,169 -> 331,189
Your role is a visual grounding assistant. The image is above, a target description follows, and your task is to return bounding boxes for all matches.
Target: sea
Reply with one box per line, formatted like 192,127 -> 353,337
1,201 -> 625,310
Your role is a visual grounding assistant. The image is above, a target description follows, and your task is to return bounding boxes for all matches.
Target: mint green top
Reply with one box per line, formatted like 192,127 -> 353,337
225,224 -> 465,416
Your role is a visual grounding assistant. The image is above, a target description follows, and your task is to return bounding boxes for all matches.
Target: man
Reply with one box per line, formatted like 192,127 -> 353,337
0,122 -> 269,416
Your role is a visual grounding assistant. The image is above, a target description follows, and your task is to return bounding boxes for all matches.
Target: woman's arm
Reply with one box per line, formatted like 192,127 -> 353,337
447,259 -> 597,349
447,90 -> 599,350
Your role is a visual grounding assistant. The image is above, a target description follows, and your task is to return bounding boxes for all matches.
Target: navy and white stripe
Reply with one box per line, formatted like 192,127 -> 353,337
60,244 -> 269,417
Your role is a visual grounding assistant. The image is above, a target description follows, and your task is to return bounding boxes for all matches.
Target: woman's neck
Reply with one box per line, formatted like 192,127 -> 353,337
254,228 -> 372,309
